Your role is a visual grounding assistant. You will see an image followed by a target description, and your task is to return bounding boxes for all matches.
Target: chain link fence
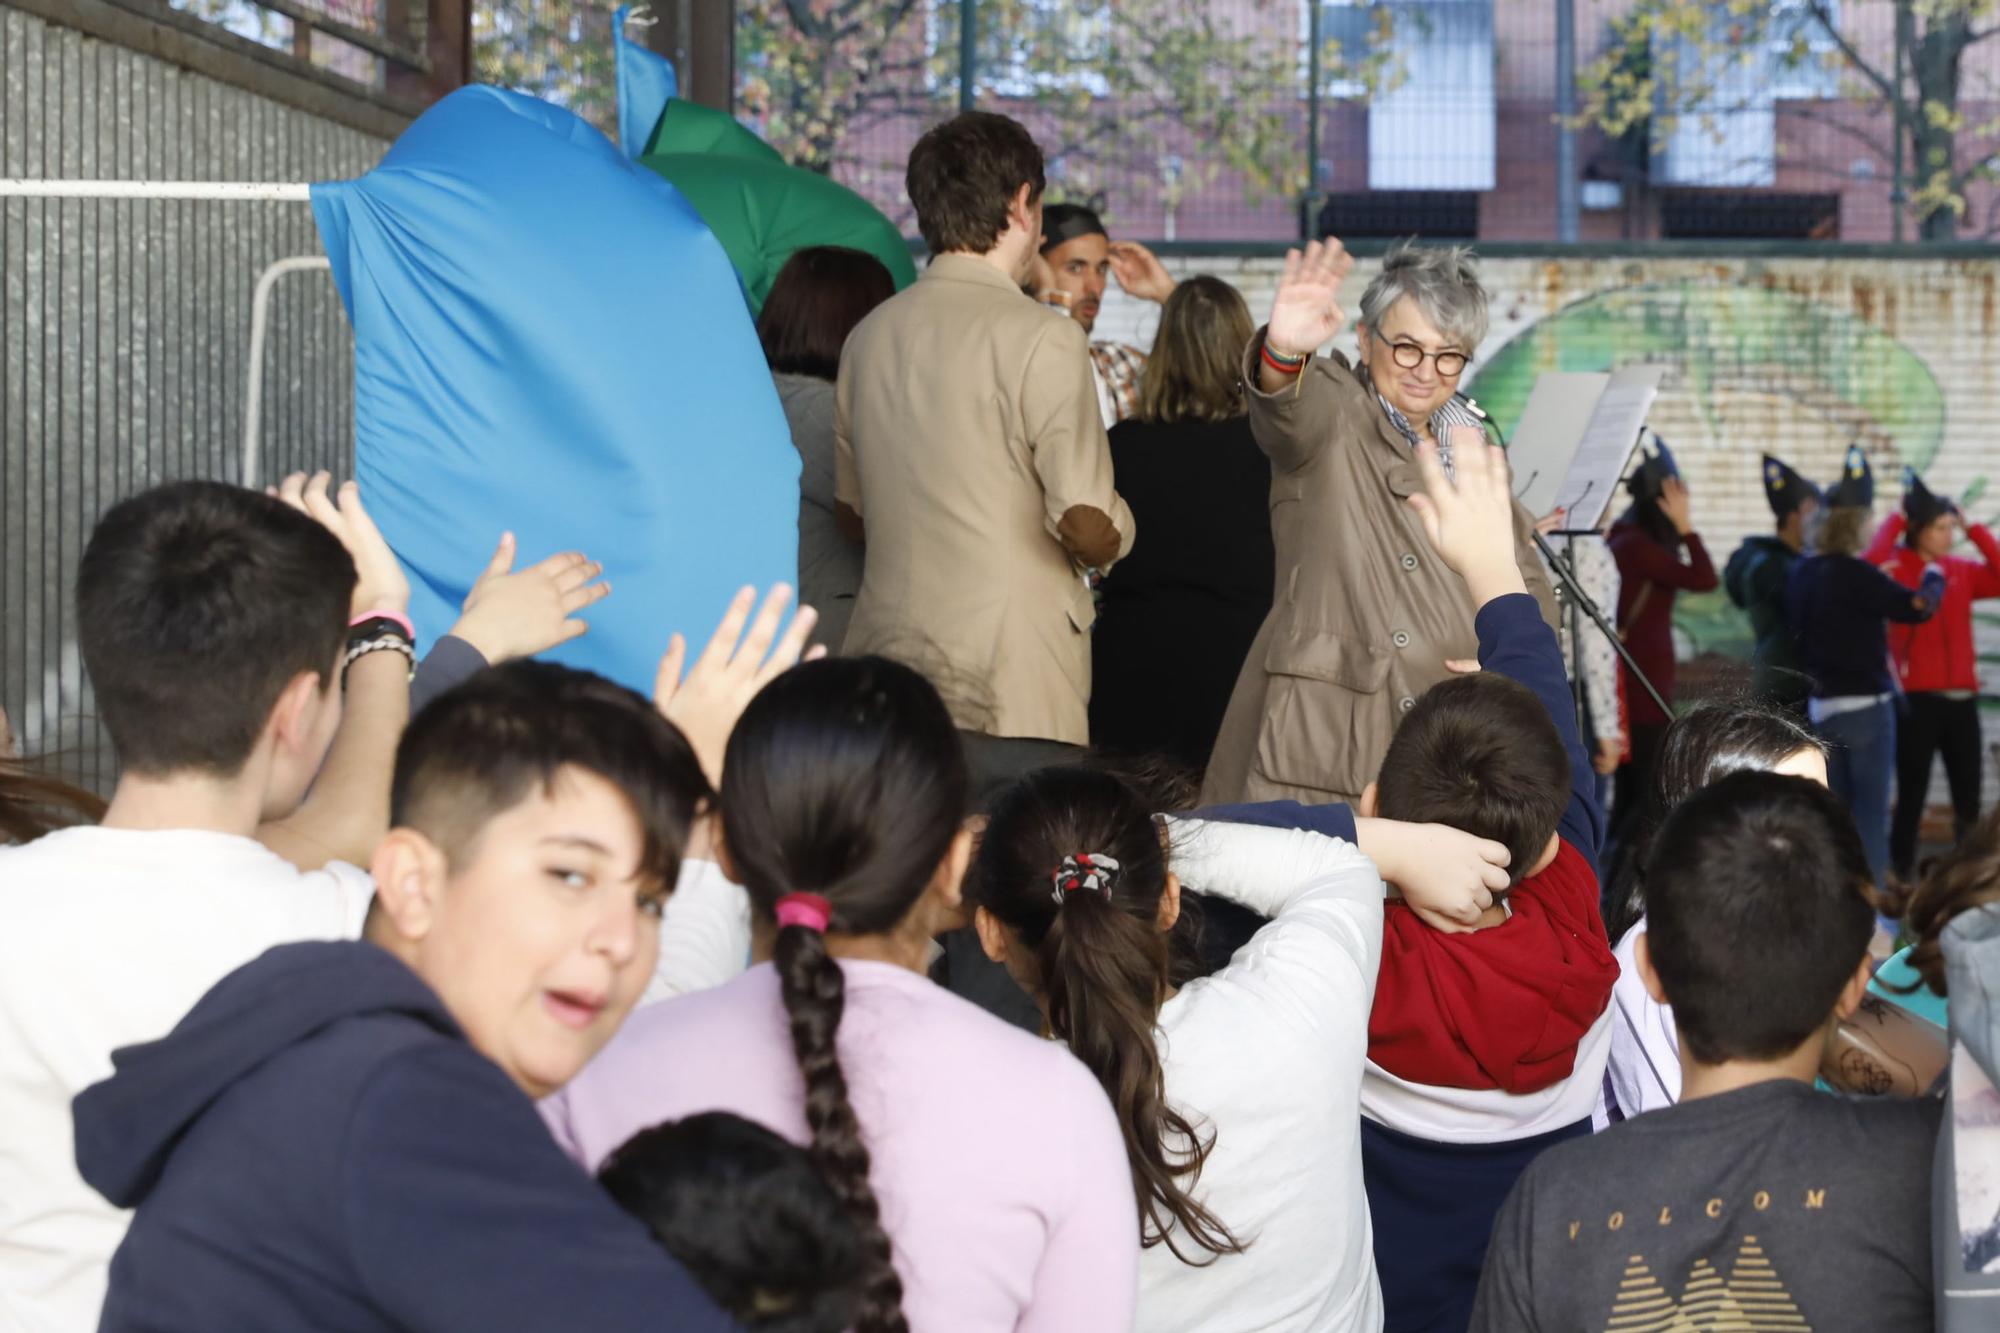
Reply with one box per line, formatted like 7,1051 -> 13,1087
470,0 -> 2000,245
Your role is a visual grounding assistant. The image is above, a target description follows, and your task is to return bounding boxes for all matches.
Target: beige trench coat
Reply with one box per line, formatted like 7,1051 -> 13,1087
1201,332 -> 1558,805
835,255 -> 1135,745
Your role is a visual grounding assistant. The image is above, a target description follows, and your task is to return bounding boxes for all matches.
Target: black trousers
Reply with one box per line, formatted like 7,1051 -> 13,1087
1890,692 -> 1985,877
1610,721 -> 1668,844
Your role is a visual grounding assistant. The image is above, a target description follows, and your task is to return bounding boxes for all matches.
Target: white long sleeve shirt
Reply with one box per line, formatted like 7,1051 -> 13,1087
1141,817 -> 1386,1333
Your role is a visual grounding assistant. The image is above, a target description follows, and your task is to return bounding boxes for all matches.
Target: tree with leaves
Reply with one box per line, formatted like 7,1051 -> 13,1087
1579,0 -> 2000,241
736,0 -> 1395,229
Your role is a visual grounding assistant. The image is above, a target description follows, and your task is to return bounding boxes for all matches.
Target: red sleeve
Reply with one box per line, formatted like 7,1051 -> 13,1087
1366,842 -> 1618,1094
1612,530 -> 1717,592
1866,512 -> 1907,564
1967,524 -> 2000,599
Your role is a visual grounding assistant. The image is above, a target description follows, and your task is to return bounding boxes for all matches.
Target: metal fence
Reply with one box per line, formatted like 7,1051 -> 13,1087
1,5 -> 384,786
473,0 -> 2000,246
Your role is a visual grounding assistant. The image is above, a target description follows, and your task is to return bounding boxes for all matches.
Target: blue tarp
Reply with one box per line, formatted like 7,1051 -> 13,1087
613,6 -> 677,160
311,86 -> 798,693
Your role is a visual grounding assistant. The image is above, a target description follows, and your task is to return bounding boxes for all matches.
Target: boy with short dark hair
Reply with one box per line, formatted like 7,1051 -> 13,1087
1204,435 -> 1618,1331
73,593 -> 812,1332
0,476 -> 406,1332
1471,770 -> 1938,1331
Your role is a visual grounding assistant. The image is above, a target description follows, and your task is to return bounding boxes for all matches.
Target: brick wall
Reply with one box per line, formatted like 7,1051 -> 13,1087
1094,251 -> 2000,814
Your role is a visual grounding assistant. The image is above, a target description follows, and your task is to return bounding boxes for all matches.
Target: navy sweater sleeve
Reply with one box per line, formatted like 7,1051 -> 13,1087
1474,592 -> 1603,872
410,635 -> 491,715
1872,564 -> 1947,624
1187,798 -> 1360,844
344,1043 -> 738,1331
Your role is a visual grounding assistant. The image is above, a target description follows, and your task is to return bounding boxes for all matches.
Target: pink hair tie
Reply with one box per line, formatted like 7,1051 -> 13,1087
773,892 -> 833,934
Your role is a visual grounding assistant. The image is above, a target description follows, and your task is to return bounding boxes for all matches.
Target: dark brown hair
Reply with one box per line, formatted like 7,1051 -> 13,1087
391,660 -> 709,887
1898,805 -> 2000,997
965,765 -> 1245,1264
757,247 -> 897,382
0,762 -> 107,844
719,657 -> 970,1333
1135,276 -> 1253,425
1374,674 -> 1569,888
1644,772 -> 1875,1063
78,481 -> 355,777
905,112 -> 1044,257
1601,697 -> 1826,942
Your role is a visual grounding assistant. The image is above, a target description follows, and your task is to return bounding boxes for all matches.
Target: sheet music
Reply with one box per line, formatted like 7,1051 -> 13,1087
1506,372 -> 1607,520
1555,365 -> 1666,530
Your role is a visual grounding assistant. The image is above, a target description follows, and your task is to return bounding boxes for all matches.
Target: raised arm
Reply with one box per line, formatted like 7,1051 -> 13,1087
1242,239 -> 1356,475
257,473 -> 410,872
1021,319 -> 1134,569
1966,520 -> 2000,599
1414,432 -> 1604,865
1866,562 -> 1946,625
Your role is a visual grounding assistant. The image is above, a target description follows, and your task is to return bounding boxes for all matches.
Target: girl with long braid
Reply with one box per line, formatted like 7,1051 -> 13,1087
547,657 -> 1137,1333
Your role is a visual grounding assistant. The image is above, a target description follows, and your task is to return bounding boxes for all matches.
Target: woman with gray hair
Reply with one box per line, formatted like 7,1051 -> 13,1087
1202,238 -> 1558,806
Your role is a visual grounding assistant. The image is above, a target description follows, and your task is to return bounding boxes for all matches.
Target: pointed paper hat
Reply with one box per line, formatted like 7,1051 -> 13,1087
1825,444 -> 1873,510
1901,466 -> 1955,530
1761,453 -> 1818,519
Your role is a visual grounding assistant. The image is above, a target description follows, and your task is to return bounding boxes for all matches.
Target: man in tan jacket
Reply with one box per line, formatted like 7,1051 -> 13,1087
835,112 -> 1134,753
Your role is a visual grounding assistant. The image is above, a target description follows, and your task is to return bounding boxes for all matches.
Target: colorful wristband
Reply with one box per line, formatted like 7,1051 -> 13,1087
350,607 -> 414,641
1260,341 -> 1308,375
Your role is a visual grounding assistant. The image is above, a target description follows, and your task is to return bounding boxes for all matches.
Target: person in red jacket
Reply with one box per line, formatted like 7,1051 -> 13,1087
1866,467 -> 2000,878
1607,437 -> 1718,842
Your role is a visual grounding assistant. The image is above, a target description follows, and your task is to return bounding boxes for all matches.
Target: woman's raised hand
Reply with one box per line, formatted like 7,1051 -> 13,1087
1266,238 -> 1354,359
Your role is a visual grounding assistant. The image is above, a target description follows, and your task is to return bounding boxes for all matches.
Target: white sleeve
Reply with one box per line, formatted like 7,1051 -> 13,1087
1165,817 -> 1383,1030
314,860 -> 377,939
641,858 -> 751,1006
1163,816 -> 1374,917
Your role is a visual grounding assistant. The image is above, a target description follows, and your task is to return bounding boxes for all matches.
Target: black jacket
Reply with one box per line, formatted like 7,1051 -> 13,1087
1090,413 -> 1274,773
1786,553 -> 1944,699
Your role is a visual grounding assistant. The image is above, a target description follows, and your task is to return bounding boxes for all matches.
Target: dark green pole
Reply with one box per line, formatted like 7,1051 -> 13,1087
959,0 -> 977,111
1303,0 -> 1322,240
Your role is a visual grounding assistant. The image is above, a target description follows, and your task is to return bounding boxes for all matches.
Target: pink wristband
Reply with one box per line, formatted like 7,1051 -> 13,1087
351,608 -> 415,640
773,892 -> 833,934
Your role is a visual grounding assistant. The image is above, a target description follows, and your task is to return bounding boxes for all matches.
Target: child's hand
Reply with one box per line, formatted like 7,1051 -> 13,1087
273,472 -> 409,618
1407,432 -> 1529,608
1355,817 -> 1510,933
653,585 -> 823,789
450,534 -> 610,663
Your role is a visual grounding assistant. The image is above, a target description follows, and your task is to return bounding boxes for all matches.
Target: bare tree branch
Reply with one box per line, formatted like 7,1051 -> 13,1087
1804,0 -> 1896,102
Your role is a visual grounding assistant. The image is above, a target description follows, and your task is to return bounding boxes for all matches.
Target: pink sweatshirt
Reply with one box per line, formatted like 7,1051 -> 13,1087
545,959 -> 1138,1332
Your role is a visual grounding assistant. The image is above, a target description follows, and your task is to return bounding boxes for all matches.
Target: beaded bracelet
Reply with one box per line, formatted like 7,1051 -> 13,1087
342,635 -> 416,683
1260,341 -> 1308,376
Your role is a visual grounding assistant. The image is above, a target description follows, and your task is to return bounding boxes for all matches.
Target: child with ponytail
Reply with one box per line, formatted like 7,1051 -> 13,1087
547,656 -> 1138,1333
965,765 -> 1504,1333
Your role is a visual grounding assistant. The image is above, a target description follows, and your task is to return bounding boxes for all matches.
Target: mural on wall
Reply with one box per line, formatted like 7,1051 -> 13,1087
1465,279 -> 1991,671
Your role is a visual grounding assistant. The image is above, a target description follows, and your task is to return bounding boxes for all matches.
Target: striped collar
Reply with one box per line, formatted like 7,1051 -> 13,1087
1376,393 -> 1484,476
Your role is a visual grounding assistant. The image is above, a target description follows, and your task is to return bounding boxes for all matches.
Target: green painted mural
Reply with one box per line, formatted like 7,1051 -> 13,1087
1467,280 -> 1975,668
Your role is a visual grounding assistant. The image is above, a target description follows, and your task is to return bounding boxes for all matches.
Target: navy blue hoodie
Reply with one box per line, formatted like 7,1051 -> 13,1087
74,940 -> 737,1332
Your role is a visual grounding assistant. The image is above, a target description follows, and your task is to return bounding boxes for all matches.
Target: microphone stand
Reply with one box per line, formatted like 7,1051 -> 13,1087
1533,526 -> 1669,719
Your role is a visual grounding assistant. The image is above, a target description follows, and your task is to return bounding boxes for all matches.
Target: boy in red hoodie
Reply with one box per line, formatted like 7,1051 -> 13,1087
1865,466 -> 2000,878
1200,434 -> 1616,1333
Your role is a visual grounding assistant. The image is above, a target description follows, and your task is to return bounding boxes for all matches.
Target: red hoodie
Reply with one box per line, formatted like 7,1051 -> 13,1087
1865,513 -> 2000,694
1367,837 -> 1617,1093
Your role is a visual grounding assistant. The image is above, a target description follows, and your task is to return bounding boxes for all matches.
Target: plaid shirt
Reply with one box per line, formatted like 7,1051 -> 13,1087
1376,392 -> 1486,477
1090,341 -> 1147,428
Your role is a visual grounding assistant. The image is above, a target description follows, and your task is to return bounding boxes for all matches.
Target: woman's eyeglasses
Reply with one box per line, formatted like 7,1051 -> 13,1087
1372,327 -> 1467,378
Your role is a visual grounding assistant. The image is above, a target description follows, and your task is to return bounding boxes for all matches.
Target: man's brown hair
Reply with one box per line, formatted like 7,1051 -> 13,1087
1374,674 -> 1570,887
905,112 -> 1045,257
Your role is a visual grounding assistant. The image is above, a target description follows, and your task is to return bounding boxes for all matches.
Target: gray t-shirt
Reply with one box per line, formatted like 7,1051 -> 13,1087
1471,1079 -> 1939,1331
